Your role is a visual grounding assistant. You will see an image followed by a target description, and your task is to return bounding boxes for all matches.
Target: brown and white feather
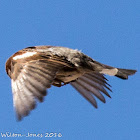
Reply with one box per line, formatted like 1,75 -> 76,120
5,45 -> 136,120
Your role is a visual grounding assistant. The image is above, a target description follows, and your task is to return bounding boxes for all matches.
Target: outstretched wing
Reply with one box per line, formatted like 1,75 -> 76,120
11,59 -> 65,120
71,72 -> 112,108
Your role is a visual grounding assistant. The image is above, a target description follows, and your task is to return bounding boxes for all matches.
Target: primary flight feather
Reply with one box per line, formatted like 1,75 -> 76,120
5,45 -> 137,120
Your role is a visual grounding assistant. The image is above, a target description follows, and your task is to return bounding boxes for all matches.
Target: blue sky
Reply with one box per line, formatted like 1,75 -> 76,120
0,0 -> 139,139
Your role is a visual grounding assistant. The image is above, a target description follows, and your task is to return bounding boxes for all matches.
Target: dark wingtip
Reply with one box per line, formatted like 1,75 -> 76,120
102,99 -> 106,103
94,105 -> 98,109
16,115 -> 22,122
91,101 -> 98,108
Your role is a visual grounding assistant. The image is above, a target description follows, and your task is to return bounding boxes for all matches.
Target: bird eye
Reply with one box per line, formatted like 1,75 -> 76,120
25,46 -> 36,49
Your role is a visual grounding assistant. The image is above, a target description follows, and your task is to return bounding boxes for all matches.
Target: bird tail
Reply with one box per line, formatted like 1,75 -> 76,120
89,60 -> 136,79
114,68 -> 137,79
99,64 -> 137,79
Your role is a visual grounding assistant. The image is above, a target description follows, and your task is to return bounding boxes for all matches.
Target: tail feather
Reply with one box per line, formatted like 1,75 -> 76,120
90,61 -> 137,80
115,68 -> 137,79
98,64 -> 137,79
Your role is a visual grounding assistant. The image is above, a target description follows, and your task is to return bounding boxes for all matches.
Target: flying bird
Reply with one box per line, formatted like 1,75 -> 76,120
6,46 -> 136,120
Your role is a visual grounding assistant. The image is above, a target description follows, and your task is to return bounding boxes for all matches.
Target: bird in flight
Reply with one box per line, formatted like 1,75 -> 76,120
6,46 -> 136,121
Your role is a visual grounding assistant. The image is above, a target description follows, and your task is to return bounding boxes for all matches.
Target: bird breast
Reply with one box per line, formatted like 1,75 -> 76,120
56,68 -> 84,83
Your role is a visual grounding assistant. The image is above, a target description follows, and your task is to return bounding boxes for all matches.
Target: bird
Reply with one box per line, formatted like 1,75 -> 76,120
6,45 -> 136,121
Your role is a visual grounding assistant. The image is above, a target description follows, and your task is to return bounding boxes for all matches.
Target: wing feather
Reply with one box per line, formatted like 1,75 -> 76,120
71,81 -> 97,108
71,72 -> 112,108
11,59 -> 65,120
12,80 -> 30,120
79,75 -> 111,98
76,78 -> 106,103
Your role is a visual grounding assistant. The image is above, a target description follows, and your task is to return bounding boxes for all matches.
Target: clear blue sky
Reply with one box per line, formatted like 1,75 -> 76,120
0,1 -> 139,140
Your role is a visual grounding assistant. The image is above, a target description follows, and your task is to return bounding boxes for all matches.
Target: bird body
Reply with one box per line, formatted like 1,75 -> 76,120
6,46 -> 136,120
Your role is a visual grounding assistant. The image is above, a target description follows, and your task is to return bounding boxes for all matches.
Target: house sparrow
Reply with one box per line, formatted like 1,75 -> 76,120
6,45 -> 136,120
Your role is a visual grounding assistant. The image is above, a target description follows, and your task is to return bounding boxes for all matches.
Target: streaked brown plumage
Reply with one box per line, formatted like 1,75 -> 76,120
5,45 -> 137,120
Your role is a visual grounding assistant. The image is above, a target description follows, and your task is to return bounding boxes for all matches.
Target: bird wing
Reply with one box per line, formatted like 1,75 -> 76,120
11,59 -> 69,120
71,72 -> 112,108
